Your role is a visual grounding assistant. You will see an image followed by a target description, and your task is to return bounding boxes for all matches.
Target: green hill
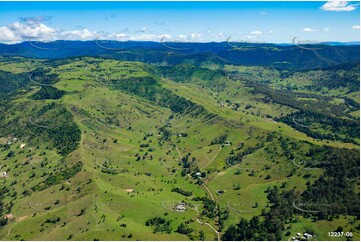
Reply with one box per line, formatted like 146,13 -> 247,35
0,55 -> 359,241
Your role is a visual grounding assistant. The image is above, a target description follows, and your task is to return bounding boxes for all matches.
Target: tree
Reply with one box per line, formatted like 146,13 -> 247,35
199,230 -> 205,241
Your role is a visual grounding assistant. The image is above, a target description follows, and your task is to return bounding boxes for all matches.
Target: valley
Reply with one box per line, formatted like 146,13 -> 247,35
0,44 -> 359,241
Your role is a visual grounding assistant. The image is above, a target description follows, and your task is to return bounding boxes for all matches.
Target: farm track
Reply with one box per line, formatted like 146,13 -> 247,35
201,146 -> 222,169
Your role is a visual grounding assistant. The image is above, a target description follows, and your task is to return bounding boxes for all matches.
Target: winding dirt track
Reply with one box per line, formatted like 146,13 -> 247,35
201,146 -> 222,169
188,206 -> 221,241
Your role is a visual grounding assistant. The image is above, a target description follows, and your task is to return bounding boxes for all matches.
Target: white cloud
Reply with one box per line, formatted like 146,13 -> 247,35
266,30 -> 274,35
302,27 -> 317,32
246,35 -> 257,39
323,27 -> 330,31
321,1 -> 358,12
177,34 -> 187,40
191,32 -> 202,40
60,29 -> 98,40
217,32 -> 225,38
352,25 -> 360,29
251,30 -> 262,35
0,20 -> 174,43
0,22 -> 59,42
0,26 -> 19,42
130,34 -> 171,41
106,32 -> 129,40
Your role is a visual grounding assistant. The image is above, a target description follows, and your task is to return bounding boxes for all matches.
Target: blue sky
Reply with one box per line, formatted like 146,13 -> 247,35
0,1 -> 359,43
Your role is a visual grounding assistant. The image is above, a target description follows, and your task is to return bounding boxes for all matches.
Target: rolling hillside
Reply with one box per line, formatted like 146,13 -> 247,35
0,44 -> 359,241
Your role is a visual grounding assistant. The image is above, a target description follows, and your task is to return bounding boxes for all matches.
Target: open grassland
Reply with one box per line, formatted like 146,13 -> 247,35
0,57 -> 359,241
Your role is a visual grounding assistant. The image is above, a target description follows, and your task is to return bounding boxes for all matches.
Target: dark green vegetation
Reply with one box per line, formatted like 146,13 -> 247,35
32,162 -> 83,191
108,75 -> 202,114
279,111 -> 359,144
0,101 -> 81,155
222,147 -> 359,241
0,42 -> 359,241
0,41 -> 359,70
30,86 -> 66,100
0,71 -> 30,99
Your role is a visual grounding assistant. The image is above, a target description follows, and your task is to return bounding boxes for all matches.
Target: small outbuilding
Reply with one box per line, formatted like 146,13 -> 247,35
224,141 -> 231,146
0,171 -> 8,178
175,202 -> 186,212
304,233 -> 313,239
4,214 -> 15,221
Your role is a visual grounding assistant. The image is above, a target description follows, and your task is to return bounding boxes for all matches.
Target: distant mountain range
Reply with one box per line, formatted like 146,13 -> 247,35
0,40 -> 359,70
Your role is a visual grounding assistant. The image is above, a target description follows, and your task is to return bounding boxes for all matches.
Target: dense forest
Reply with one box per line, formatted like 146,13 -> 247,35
223,146 -> 360,240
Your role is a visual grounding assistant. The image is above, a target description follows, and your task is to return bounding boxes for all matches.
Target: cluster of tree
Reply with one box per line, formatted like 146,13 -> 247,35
210,134 -> 228,145
38,105 -> 81,155
251,82 -> 351,117
226,142 -> 264,166
218,45 -> 359,70
32,162 -> 83,191
109,75 -> 204,115
223,146 -> 360,240
43,216 -> 61,224
180,153 -> 200,178
150,64 -> 226,91
145,216 -> 172,234
30,68 -> 60,85
0,70 -> 30,99
30,86 -> 66,100
0,186 -> 10,227
158,126 -> 171,141
278,111 -> 359,144
176,222 -> 193,235
171,187 -> 192,197
299,62 -> 360,93
100,168 -> 120,175
222,217 -> 270,241
218,207 -> 230,231
192,197 -> 218,219
301,147 -> 360,219
0,102 -> 81,156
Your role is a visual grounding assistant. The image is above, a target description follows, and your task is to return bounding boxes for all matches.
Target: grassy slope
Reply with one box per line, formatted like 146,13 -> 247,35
0,57 -> 359,241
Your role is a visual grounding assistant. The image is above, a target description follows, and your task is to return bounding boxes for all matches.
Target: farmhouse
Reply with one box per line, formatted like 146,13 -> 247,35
303,233 -> 313,239
291,232 -> 313,241
224,140 -> 231,146
20,143 -> 26,149
6,136 -> 18,145
4,214 -> 15,221
175,202 -> 186,212
0,171 -> 8,179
